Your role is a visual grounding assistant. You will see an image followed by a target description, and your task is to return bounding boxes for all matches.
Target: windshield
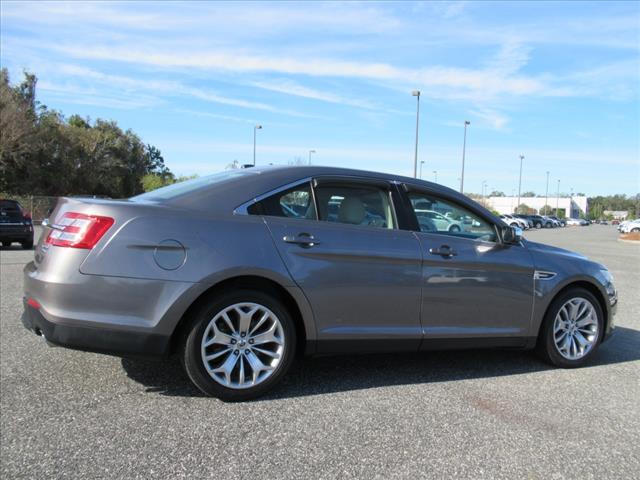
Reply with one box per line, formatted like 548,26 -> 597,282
132,170 -> 249,202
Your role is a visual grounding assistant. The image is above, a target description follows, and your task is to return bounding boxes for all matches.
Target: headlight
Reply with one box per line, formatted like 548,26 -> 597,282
600,269 -> 617,304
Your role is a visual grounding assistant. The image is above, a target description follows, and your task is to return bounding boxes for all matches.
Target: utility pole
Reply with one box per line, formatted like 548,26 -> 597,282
556,179 -> 560,217
308,149 -> 316,165
253,124 -> 262,166
412,90 -> 421,178
545,171 -> 550,215
517,154 -> 524,213
460,121 -> 470,193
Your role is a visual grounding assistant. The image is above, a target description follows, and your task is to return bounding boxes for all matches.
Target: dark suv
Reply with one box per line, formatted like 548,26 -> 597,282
0,199 -> 34,249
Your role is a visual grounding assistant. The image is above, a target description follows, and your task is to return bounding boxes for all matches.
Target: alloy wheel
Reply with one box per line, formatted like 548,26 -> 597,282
201,302 -> 285,389
553,297 -> 599,360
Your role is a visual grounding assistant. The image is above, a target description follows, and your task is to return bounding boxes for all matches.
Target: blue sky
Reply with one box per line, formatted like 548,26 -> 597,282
1,1 -> 639,195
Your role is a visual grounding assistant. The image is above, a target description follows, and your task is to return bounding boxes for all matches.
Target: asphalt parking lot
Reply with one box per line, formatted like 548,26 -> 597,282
1,225 -> 639,479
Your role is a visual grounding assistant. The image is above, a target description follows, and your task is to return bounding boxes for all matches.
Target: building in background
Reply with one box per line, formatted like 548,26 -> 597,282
603,210 -> 630,220
487,196 -> 588,218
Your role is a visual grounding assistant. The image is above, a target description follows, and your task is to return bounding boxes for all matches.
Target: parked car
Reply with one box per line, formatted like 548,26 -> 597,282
566,218 -> 588,226
413,205 -> 464,232
525,215 -> 552,229
617,219 -> 635,232
611,219 -> 620,226
0,199 -> 34,249
620,219 -> 640,233
499,214 -> 529,230
542,216 -> 559,228
22,167 -> 618,401
548,216 -> 566,227
513,214 -> 534,228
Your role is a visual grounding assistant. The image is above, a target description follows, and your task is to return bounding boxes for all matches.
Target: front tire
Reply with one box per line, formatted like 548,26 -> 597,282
449,225 -> 461,233
535,222 -> 542,229
181,289 -> 296,401
536,288 -> 603,368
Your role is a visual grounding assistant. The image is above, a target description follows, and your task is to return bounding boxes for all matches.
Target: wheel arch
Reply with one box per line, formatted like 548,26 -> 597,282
535,279 -> 609,342
169,275 -> 314,356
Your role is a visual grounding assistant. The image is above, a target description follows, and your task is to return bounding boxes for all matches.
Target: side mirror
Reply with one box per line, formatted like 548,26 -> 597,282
502,225 -> 523,244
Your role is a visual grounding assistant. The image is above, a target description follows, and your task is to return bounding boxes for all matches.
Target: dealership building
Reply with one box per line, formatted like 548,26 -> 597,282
487,196 -> 588,218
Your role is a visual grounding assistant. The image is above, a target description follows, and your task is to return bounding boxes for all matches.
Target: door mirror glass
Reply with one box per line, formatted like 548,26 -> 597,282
502,225 -> 523,244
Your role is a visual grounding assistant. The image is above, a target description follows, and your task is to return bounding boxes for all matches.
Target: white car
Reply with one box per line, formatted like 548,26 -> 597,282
566,218 -> 588,226
620,219 -> 640,233
415,209 -> 465,232
500,214 -> 528,230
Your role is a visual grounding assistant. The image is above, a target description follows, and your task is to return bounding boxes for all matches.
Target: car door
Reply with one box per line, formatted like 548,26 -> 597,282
402,186 -> 535,348
250,177 -> 423,353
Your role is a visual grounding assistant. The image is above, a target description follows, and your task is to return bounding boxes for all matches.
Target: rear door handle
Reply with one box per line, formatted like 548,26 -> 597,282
283,233 -> 320,248
429,245 -> 457,258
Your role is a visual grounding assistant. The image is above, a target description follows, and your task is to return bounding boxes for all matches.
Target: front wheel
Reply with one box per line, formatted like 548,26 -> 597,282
535,222 -> 542,229
449,225 -> 461,233
536,288 -> 603,368
181,290 -> 296,401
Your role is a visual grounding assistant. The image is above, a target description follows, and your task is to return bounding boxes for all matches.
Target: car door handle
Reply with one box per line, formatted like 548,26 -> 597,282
283,233 -> 320,248
429,245 -> 457,258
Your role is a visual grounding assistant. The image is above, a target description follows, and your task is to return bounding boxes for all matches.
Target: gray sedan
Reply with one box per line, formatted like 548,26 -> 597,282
21,166 -> 618,401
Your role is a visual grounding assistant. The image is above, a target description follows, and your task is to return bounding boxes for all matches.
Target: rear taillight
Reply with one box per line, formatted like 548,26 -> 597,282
46,212 -> 114,249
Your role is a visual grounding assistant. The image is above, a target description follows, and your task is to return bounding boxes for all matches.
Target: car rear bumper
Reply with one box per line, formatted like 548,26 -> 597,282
0,224 -> 33,241
22,258 -> 206,358
22,299 -> 171,357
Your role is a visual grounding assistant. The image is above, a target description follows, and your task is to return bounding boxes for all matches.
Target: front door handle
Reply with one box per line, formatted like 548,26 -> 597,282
429,245 -> 457,258
283,233 -> 320,248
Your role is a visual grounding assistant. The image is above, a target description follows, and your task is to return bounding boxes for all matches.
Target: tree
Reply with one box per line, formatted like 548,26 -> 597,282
515,203 -> 534,214
539,205 -> 554,215
490,191 -> 505,197
521,191 -> 536,198
0,70 -> 172,198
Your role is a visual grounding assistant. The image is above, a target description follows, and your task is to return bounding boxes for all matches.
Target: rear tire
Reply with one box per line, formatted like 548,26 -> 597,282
181,289 -> 297,401
536,288 -> 603,368
535,222 -> 542,229
449,225 -> 461,233
21,240 -> 34,250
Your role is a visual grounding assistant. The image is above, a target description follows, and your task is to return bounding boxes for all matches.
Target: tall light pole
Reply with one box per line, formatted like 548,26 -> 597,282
419,160 -> 425,179
412,90 -> 420,178
433,170 -> 438,183
516,154 -> 524,213
253,124 -> 262,166
482,180 -> 487,205
460,120 -> 470,193
544,171 -> 550,215
308,149 -> 316,165
556,179 -> 560,217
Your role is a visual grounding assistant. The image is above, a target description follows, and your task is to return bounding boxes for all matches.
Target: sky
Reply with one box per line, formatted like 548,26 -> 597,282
1,1 -> 639,196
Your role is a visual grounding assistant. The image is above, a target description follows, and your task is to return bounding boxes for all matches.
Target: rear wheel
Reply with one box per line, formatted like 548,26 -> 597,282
181,289 -> 296,401
21,240 -> 34,250
536,288 -> 603,368
449,225 -> 461,233
535,222 -> 542,229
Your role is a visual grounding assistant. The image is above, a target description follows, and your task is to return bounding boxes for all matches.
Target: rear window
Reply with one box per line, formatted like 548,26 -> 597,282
131,170 -> 249,202
0,200 -> 21,211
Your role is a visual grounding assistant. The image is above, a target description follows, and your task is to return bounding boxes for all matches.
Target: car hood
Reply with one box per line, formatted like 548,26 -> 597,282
524,240 -> 588,261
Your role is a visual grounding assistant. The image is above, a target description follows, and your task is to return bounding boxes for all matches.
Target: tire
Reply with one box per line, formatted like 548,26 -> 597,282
181,289 -> 297,401
22,240 -> 34,250
1,241 -> 10,247
535,222 -> 542,229
536,288 -> 604,368
631,228 -> 640,233
449,225 -> 461,233
510,223 -> 518,227
545,222 -> 552,228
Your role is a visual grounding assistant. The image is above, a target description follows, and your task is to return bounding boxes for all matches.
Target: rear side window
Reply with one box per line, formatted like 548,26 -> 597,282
248,184 -> 317,220
0,200 -> 21,211
314,184 -> 395,229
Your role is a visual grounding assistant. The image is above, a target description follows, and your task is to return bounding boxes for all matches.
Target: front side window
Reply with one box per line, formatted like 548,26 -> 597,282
314,183 -> 395,229
248,183 -> 316,220
408,192 -> 496,242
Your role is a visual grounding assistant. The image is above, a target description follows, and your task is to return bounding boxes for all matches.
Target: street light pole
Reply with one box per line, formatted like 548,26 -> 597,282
433,170 -> 437,183
412,90 -> 420,178
517,154 -> 524,213
253,124 -> 262,166
308,149 -> 316,165
482,180 -> 487,205
419,160 -> 425,179
545,171 -> 550,215
556,179 -> 560,217
460,120 -> 470,193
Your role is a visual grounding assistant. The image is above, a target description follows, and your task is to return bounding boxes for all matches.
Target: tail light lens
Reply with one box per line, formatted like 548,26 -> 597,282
46,212 -> 114,249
